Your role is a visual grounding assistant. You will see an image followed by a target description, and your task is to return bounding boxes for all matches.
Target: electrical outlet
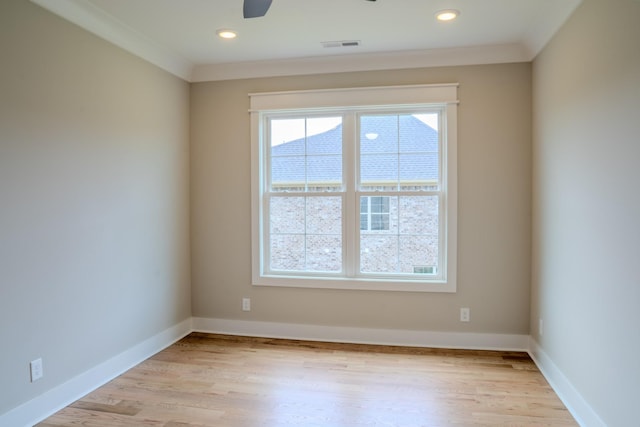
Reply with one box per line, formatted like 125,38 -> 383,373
242,298 -> 251,312
539,318 -> 544,336
30,358 -> 43,382
460,307 -> 470,322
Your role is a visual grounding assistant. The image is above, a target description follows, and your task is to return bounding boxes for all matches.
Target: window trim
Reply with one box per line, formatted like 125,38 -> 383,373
250,84 -> 458,292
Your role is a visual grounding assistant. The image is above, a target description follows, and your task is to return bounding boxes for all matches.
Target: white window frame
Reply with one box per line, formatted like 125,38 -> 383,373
250,84 -> 458,292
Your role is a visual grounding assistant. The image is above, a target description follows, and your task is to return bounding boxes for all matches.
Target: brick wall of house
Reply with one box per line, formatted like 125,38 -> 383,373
269,196 -> 438,274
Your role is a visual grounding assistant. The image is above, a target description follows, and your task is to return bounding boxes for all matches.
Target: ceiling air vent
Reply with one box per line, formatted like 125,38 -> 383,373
321,40 -> 361,48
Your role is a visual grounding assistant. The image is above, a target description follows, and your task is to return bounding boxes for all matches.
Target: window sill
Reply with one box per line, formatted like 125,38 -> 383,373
253,274 -> 456,293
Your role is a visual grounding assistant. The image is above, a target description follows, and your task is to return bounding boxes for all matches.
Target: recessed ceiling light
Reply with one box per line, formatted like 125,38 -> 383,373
435,9 -> 459,22
217,29 -> 237,39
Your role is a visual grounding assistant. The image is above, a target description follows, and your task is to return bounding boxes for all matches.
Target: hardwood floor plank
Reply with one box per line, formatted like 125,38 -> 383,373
37,333 -> 577,426
68,400 -> 141,416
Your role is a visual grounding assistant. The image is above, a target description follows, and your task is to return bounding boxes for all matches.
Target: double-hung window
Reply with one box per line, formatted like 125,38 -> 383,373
250,84 -> 458,292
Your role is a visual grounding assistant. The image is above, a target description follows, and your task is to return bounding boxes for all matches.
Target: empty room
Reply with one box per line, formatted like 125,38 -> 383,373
1,0 -> 638,426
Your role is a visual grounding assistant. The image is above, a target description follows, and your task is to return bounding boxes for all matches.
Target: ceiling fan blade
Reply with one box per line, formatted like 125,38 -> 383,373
243,0 -> 272,18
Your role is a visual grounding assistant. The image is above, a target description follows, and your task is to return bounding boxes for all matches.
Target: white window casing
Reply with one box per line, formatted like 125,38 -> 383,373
250,84 -> 458,292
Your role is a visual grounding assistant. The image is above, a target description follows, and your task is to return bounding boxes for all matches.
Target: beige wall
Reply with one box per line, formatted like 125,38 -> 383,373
531,0 -> 640,425
191,64 -> 532,334
0,0 -> 191,415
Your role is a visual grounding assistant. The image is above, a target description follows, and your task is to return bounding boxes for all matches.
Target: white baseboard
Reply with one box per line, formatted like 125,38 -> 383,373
528,337 -> 606,427
0,318 -> 193,427
192,317 -> 529,351
1,318 -> 604,427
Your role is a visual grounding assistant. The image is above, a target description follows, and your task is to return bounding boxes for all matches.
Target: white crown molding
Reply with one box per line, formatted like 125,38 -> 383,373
193,317 -> 529,351
30,0 -> 193,81
191,44 -> 531,82
29,0 -> 531,83
30,0 -> 580,83
528,337 -> 606,427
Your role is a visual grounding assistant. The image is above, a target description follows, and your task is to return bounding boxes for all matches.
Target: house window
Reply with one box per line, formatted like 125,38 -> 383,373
250,84 -> 458,292
360,196 -> 390,231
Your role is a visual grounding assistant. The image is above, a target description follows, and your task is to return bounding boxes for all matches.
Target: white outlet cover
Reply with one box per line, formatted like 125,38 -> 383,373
30,358 -> 43,382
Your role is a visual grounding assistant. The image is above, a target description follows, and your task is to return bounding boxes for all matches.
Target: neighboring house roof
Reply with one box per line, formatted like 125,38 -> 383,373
271,114 -> 439,185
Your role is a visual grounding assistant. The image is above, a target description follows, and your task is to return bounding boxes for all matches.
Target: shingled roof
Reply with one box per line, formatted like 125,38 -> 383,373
271,114 -> 439,186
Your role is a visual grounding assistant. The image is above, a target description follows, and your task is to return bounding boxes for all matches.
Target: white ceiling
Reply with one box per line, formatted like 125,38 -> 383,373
32,0 -> 581,82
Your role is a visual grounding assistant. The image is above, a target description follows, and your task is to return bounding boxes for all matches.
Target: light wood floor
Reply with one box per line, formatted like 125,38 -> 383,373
38,333 -> 577,426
